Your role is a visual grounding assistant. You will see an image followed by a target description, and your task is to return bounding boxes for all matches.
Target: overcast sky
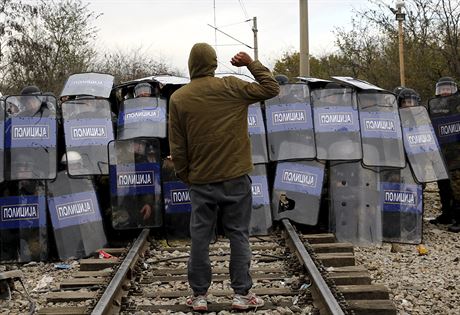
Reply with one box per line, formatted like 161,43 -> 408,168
86,0 -> 373,76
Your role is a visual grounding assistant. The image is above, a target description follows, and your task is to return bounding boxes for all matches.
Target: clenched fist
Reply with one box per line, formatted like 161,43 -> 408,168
230,52 -> 253,67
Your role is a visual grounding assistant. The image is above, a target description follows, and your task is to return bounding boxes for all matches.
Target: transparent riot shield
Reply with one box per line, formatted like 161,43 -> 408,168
0,181 -> 47,262
249,164 -> 272,235
358,92 -> 405,168
248,103 -> 268,164
0,98 -> 4,183
117,97 -> 167,140
162,158 -> 191,239
380,166 -> 423,244
47,171 -> 107,260
271,160 -> 324,225
428,95 -> 460,170
109,138 -> 162,230
60,73 -> 114,99
62,99 -> 114,176
311,87 -> 362,160
4,95 -> 57,180
265,84 -> 316,161
329,161 -> 382,246
400,106 -> 449,182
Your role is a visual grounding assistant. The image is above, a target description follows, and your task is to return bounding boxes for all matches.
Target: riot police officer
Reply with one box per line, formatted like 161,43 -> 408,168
396,88 -> 421,108
134,83 -> 153,98
428,77 -> 460,232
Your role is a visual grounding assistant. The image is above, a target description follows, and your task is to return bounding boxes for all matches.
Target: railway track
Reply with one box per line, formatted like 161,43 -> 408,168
37,221 -> 397,314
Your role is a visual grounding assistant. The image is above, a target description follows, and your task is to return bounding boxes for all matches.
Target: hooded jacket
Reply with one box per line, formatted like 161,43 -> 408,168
169,43 -> 279,184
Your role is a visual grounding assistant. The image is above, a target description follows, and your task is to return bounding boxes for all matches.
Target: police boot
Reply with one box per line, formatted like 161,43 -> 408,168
429,213 -> 454,225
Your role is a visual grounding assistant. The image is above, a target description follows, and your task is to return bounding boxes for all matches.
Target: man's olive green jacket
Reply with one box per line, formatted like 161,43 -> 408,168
168,43 -> 279,184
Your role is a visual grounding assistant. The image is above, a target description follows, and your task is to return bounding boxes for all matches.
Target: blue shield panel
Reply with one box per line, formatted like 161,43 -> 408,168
311,87 -> 362,160
265,84 -> 316,161
0,181 -> 48,263
47,172 -> 107,260
428,95 -> 460,170
162,158 -> 191,239
249,164 -> 272,235
109,139 -> 163,229
358,92 -> 405,168
400,106 -> 449,182
248,103 -> 268,164
380,166 -> 423,244
117,97 -> 167,139
271,160 -> 324,225
62,99 -> 114,176
5,95 -> 57,180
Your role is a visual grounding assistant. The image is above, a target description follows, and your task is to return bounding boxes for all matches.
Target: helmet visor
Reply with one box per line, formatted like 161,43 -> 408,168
435,82 -> 458,96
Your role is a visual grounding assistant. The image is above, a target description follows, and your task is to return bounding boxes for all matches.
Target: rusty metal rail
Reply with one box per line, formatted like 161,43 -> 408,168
282,219 -> 345,315
91,228 -> 150,315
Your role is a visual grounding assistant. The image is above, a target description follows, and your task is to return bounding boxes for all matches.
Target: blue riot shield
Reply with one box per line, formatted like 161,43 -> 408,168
4,95 -> 57,180
248,103 -> 269,164
47,171 -> 107,260
358,92 -> 405,168
428,94 -> 460,170
117,97 -> 167,140
0,181 -> 48,262
271,160 -> 324,225
60,73 -> 114,99
109,138 -> 162,230
400,106 -> 449,182
311,87 -> 362,160
329,161 -> 382,246
162,158 -> 191,239
0,98 -> 4,183
380,166 -> 423,244
62,99 -> 114,176
265,84 -> 316,161
249,164 -> 272,235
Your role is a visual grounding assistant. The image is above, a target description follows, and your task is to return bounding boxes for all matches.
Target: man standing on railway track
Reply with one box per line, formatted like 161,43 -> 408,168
168,42 -> 279,311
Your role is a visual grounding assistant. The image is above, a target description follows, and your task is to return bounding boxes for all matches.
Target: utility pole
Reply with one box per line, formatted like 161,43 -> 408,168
252,17 -> 259,61
299,0 -> 310,77
394,0 -> 406,86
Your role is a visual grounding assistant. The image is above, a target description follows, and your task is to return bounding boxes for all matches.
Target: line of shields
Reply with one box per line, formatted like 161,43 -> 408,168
1,72 -> 459,263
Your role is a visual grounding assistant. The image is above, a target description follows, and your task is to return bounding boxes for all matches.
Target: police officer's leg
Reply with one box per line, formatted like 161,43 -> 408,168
431,179 -> 454,224
448,170 -> 460,232
188,183 -> 218,295
218,175 -> 253,295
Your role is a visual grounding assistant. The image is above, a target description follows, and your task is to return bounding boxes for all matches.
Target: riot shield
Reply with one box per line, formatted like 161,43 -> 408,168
249,164 -> 272,235
428,94 -> 460,170
109,138 -> 163,229
4,95 -> 57,180
311,87 -> 362,160
117,97 -> 167,139
271,160 -> 324,225
400,106 -> 449,182
248,103 -> 268,164
62,99 -> 114,176
265,84 -> 316,161
380,166 -> 423,244
358,92 -> 405,168
0,98 -> 4,183
329,161 -> 382,246
162,158 -> 191,239
0,181 -> 48,262
60,73 -> 114,99
47,171 -> 107,260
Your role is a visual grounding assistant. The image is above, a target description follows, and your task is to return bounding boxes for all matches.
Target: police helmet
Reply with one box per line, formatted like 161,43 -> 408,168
397,88 -> 421,108
275,74 -> 289,85
61,151 -> 83,165
134,83 -> 152,97
20,85 -> 41,95
393,86 -> 404,96
435,77 -> 458,96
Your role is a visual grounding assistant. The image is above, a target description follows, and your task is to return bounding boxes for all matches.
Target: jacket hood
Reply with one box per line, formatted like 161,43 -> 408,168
188,43 -> 217,79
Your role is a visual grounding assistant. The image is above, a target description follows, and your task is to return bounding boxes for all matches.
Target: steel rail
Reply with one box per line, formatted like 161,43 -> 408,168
282,219 -> 345,315
92,228 -> 150,315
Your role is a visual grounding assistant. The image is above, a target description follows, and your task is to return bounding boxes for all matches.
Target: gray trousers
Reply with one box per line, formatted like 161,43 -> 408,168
188,175 -> 253,295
